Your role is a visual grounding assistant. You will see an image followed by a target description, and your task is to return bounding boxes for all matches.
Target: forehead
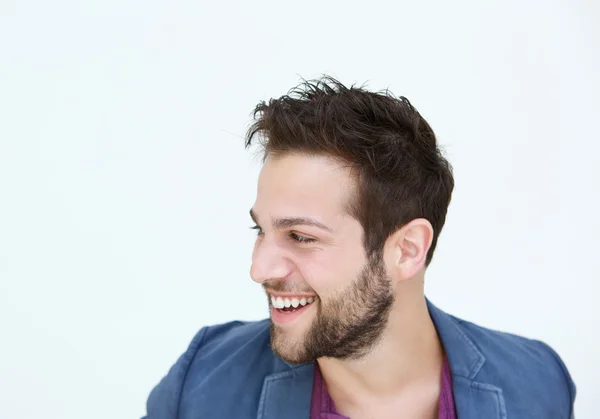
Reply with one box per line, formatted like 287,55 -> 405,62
254,153 -> 356,220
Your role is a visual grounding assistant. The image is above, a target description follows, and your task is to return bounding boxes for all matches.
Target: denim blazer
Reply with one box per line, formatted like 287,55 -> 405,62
143,300 -> 576,418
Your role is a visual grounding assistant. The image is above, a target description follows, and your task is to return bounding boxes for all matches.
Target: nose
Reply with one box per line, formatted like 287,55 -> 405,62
250,237 -> 293,284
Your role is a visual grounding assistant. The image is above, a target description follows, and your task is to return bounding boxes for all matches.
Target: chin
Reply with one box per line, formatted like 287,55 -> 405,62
270,324 -> 311,364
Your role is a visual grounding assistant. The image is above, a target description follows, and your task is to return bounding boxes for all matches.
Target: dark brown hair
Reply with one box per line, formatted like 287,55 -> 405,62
245,76 -> 454,266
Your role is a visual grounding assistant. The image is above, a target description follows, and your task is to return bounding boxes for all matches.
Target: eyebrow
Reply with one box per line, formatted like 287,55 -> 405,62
249,209 -> 333,232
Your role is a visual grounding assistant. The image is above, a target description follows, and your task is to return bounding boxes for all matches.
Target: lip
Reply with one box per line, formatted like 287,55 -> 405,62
265,290 -> 317,298
270,303 -> 315,324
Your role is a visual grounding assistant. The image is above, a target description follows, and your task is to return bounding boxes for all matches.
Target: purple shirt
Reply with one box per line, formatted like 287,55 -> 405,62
310,357 -> 457,419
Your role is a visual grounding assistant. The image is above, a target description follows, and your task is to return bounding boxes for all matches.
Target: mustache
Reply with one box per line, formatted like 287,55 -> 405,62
263,280 -> 315,294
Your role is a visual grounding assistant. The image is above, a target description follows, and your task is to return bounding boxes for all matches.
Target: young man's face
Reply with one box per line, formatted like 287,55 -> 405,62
250,153 -> 394,364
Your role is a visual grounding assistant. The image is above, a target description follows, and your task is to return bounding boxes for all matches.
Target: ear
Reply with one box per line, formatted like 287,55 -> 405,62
384,218 -> 434,280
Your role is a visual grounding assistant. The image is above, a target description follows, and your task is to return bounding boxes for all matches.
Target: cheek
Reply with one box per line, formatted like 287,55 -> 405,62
295,250 -> 359,296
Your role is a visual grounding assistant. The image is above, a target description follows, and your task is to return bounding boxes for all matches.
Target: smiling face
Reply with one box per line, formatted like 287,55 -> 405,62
249,153 -> 395,364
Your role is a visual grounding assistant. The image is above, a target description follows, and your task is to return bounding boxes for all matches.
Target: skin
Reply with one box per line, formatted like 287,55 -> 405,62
250,153 -> 445,419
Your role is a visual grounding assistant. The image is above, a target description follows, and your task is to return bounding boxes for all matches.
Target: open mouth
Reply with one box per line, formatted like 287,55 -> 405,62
270,295 -> 317,313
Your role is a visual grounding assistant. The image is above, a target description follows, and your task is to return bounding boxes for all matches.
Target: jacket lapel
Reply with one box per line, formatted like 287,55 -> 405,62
452,376 -> 507,419
257,363 -> 314,419
427,300 -> 506,419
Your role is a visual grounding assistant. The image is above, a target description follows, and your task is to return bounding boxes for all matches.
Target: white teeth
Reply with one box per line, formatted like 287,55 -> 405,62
271,295 -> 316,309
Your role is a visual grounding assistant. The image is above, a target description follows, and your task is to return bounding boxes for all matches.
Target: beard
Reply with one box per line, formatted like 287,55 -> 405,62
268,254 -> 395,365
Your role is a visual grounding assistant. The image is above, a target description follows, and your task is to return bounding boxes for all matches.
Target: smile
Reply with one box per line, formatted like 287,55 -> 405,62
268,294 -> 318,324
270,294 -> 316,310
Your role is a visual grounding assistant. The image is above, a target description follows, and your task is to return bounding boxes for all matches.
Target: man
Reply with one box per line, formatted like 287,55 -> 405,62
143,77 -> 576,418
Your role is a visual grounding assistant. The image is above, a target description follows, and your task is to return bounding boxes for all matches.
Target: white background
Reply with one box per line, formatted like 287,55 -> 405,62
1,1 -> 598,418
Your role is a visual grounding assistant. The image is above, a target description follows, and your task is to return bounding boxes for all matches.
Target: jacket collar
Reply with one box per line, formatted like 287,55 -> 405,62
427,300 -> 507,419
257,299 -> 506,419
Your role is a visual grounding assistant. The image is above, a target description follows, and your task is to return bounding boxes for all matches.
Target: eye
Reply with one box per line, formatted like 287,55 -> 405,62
250,225 -> 264,236
290,232 -> 316,243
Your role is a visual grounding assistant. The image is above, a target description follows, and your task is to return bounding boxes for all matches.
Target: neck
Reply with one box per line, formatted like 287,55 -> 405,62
316,285 -> 444,406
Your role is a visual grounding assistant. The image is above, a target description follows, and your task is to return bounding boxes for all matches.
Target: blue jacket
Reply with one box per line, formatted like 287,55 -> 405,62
143,300 -> 576,418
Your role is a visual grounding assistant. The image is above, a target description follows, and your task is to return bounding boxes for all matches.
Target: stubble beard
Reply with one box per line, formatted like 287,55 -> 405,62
269,255 -> 395,365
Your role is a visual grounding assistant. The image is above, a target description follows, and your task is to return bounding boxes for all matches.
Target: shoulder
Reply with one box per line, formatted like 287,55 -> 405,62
454,316 -> 576,417
196,318 -> 272,357
143,319 -> 276,419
